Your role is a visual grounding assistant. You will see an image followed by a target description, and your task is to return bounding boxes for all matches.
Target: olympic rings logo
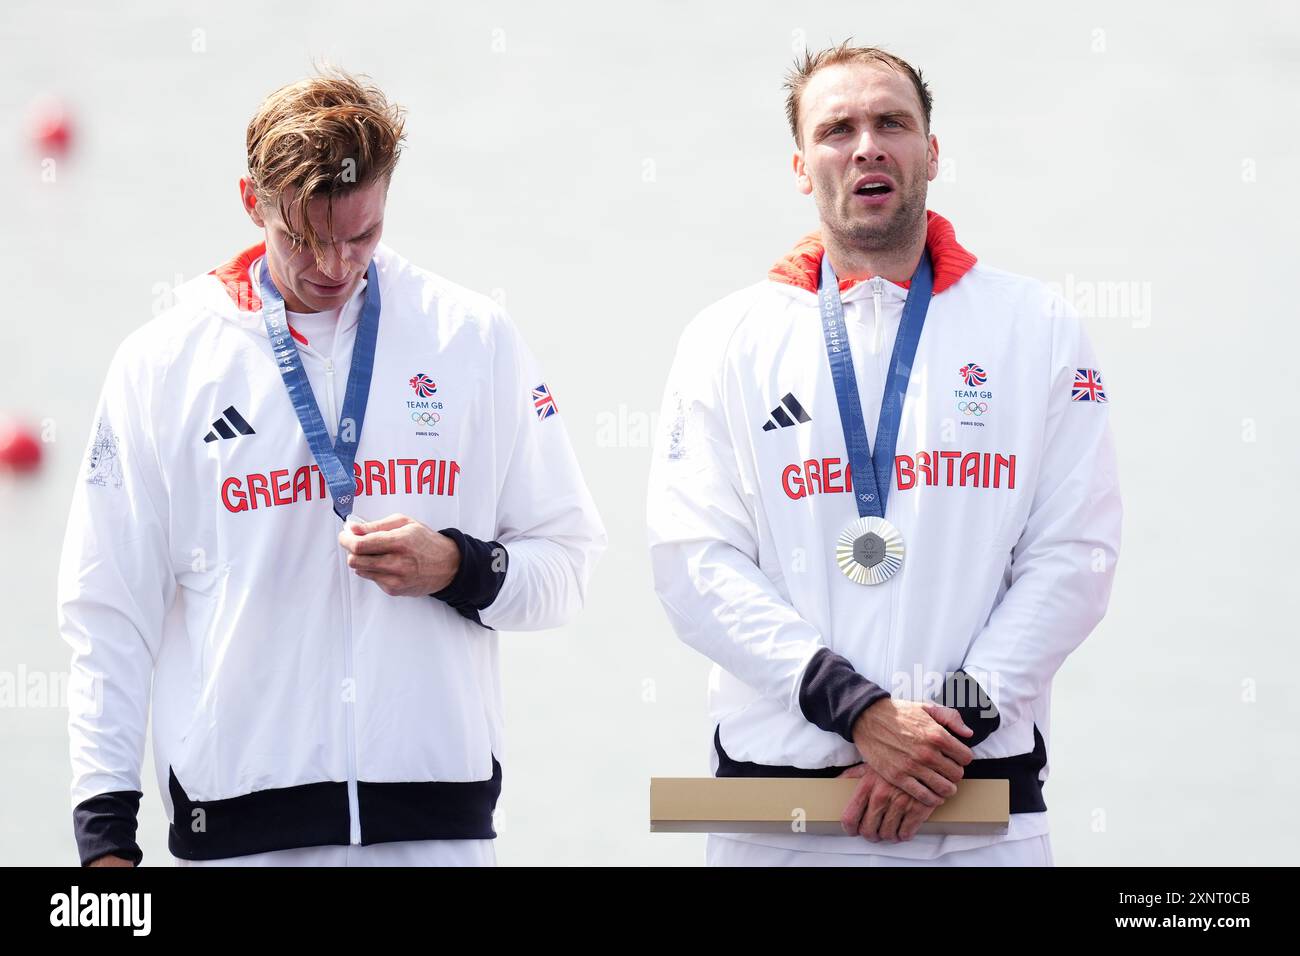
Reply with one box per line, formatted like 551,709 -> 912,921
411,411 -> 441,425
957,401 -> 989,416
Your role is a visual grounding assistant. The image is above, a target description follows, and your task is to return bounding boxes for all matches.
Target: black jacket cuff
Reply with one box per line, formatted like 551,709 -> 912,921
798,647 -> 891,742
73,790 -> 144,866
941,669 -> 1001,748
431,528 -> 508,625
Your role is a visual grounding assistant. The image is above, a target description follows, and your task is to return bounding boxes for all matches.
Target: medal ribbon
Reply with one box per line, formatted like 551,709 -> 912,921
818,249 -> 934,519
258,257 -> 382,521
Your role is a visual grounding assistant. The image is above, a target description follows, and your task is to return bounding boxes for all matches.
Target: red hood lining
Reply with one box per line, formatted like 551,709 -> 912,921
768,210 -> 977,296
208,241 -> 308,345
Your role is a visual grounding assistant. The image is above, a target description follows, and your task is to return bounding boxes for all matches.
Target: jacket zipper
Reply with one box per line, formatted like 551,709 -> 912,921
870,276 -> 885,355
322,356 -> 363,845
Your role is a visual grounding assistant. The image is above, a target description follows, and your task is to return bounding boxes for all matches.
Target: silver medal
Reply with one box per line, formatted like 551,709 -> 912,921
836,516 -> 904,585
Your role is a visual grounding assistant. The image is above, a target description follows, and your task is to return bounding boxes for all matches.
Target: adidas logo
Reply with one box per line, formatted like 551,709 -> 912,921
203,406 -> 256,443
759,390 -> 811,431
762,393 -> 812,432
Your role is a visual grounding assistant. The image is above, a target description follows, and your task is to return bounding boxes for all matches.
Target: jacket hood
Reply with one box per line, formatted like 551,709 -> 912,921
768,209 -> 977,295
211,241 -> 268,312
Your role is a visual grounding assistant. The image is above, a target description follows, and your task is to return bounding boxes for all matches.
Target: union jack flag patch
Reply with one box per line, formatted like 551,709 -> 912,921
532,383 -> 559,420
1071,368 -> 1108,403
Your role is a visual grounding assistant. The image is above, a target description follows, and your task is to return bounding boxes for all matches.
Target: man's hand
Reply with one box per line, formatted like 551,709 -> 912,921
87,854 -> 133,867
850,698 -> 975,807
838,764 -> 935,843
338,514 -> 461,596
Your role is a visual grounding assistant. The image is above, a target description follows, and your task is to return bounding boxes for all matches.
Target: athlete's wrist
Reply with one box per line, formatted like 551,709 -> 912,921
435,529 -> 462,588
850,695 -> 892,744
430,528 -> 508,625
798,647 -> 891,743
938,669 -> 1000,747
73,790 -> 144,867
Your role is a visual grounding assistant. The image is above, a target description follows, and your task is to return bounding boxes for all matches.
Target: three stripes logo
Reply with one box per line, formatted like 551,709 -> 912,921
203,406 -> 256,443
762,393 -> 812,432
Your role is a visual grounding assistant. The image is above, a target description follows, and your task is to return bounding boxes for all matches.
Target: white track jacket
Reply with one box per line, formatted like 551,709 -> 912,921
647,212 -> 1121,858
59,241 -> 605,864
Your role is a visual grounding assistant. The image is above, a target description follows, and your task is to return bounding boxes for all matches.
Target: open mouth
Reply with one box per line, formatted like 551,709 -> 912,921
854,182 -> 893,197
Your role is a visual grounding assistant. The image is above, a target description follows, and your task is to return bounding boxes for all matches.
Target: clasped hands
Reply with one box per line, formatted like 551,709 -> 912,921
839,699 -> 974,844
337,514 -> 461,596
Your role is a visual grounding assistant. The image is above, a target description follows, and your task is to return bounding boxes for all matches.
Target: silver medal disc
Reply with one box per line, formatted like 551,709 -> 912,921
836,516 -> 905,585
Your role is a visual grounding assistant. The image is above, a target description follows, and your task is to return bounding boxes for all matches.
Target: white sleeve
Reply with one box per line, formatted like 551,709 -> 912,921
58,339 -> 177,865
646,314 -> 888,740
960,295 -> 1122,731
473,312 -> 606,631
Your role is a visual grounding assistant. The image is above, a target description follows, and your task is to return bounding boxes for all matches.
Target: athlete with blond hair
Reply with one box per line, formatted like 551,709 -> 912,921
61,69 -> 605,867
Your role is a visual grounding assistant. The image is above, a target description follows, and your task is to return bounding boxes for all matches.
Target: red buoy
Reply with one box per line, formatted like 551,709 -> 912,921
0,417 -> 43,472
29,98 -> 73,157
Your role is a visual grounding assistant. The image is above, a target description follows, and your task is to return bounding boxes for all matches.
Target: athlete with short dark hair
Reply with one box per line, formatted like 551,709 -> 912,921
648,42 -> 1121,866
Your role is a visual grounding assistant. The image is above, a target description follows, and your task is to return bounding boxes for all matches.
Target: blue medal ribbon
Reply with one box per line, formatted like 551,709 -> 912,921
257,257 -> 381,521
818,249 -> 933,519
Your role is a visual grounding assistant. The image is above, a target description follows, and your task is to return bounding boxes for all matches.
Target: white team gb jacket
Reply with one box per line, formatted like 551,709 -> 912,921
647,212 -> 1121,858
59,241 -> 606,863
